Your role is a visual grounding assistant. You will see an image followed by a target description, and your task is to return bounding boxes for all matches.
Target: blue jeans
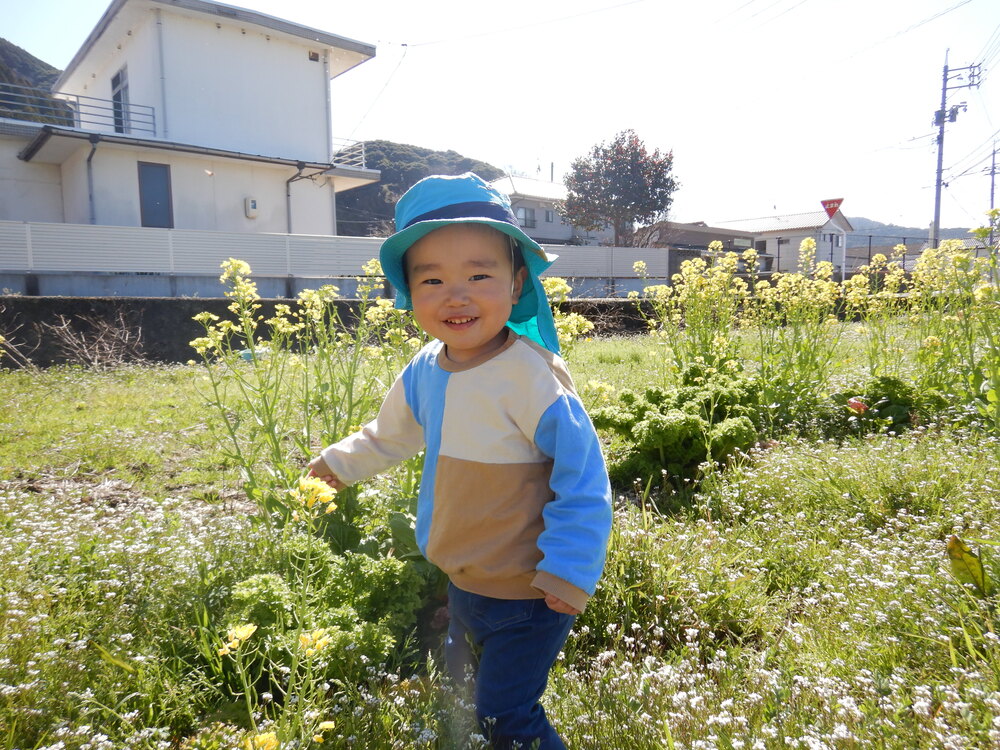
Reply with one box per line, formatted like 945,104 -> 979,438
446,582 -> 575,750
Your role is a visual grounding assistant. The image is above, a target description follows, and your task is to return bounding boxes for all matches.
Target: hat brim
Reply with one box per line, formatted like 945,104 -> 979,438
379,217 -> 557,319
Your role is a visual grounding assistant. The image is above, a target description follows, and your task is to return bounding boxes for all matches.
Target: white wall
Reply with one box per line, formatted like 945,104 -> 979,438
160,12 -> 329,161
59,12 -> 160,135
0,135 -> 64,222
60,148 -> 92,225
511,198 -> 573,243
56,141 -> 333,233
57,6 -> 330,161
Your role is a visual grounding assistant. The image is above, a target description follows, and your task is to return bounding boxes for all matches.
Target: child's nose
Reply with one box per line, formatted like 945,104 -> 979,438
444,281 -> 471,304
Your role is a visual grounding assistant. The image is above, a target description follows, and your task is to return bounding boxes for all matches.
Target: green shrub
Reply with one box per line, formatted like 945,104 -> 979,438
592,364 -> 759,488
320,551 -> 425,641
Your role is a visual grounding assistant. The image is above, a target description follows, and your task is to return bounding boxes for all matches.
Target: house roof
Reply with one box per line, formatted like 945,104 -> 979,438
715,210 -> 854,234
490,175 -> 567,203
55,0 -> 376,91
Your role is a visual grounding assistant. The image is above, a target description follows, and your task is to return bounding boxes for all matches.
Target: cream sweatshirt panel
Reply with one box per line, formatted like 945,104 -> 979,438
438,340 -> 572,464
320,373 -> 424,485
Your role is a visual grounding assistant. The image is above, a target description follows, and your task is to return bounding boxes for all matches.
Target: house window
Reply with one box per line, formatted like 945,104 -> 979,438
138,162 -> 174,228
777,238 -> 790,246
516,207 -> 537,229
545,209 -> 555,223
111,67 -> 129,134
755,240 -> 767,252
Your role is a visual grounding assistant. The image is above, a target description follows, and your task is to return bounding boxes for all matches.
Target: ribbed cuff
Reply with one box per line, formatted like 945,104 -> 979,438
531,570 -> 590,613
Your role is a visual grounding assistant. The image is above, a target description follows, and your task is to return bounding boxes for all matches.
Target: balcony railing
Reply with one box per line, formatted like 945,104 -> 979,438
0,82 -> 157,136
331,138 -> 367,169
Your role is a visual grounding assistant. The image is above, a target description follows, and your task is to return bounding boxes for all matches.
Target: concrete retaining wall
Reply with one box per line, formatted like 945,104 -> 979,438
1,296 -> 649,367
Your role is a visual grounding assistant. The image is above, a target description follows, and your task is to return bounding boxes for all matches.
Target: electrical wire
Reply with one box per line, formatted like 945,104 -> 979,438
945,126 -> 1000,175
345,44 -> 408,141
758,0 -> 812,25
946,150 -> 995,182
974,21 -> 1000,67
944,185 -> 982,223
844,0 -> 972,60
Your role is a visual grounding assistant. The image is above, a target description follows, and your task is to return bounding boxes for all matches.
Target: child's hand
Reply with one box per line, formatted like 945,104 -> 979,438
544,593 -> 581,616
307,456 -> 345,490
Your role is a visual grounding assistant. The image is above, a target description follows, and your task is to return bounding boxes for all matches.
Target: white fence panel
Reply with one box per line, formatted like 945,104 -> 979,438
610,248 -> 670,278
292,235 -> 382,276
171,230 -> 290,276
30,223 -> 170,272
0,221 -> 680,286
0,222 -> 29,270
544,246 -> 611,278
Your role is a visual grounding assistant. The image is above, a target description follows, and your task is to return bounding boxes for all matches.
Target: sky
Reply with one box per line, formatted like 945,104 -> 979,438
4,0 -> 1000,231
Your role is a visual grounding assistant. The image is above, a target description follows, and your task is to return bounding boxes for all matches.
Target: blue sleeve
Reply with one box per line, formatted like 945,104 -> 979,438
533,394 -> 613,597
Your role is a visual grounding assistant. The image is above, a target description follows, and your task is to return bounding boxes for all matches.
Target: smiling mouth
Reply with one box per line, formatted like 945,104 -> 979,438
443,316 -> 477,327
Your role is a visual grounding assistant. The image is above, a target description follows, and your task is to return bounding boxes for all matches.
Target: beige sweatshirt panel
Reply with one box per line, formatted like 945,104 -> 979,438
426,455 -> 554,599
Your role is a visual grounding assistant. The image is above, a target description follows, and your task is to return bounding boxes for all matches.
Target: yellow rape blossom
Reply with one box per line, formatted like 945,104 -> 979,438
218,622 -> 257,655
290,476 -> 337,513
245,732 -> 279,750
299,628 -> 332,657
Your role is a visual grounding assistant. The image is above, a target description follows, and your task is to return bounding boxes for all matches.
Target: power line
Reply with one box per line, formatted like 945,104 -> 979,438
945,150 -> 994,181
945,185 -> 981,223
747,0 -> 790,20
975,21 -> 1000,66
345,44 -> 409,141
945,125 -> 1000,175
757,0 -> 812,25
844,0 -> 972,60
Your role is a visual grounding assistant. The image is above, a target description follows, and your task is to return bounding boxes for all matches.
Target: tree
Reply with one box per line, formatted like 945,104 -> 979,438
562,130 -> 678,246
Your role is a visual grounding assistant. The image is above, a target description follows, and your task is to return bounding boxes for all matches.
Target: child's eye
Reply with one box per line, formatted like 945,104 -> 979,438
421,278 -> 442,285
470,274 -> 490,281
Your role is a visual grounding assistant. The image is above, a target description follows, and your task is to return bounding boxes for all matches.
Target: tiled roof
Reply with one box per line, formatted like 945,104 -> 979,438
715,210 -> 839,233
490,175 -> 567,202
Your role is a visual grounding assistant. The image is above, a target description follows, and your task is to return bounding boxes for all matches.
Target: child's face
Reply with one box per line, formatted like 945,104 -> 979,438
406,224 -> 527,364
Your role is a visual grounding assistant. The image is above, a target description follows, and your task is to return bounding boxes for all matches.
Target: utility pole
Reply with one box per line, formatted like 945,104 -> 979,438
990,142 -> 997,247
931,51 -> 980,249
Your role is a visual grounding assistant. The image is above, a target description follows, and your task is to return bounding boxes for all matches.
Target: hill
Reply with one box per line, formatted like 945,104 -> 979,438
845,216 -> 971,247
0,38 -> 61,89
336,140 -> 505,236
0,38 -> 70,125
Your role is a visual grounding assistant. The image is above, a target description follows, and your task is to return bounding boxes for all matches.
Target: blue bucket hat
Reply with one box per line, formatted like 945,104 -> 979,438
379,172 -> 561,353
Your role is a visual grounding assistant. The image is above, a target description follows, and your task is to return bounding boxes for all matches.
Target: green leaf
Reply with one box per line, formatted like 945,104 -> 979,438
946,535 -> 993,597
89,639 -> 136,674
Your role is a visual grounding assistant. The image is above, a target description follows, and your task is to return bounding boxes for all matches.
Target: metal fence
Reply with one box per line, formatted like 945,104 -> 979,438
0,82 -> 157,136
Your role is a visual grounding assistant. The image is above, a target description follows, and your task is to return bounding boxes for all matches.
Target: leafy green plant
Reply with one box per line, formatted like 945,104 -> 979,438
592,362 -> 758,489
190,258 -> 421,523
909,216 -> 1000,432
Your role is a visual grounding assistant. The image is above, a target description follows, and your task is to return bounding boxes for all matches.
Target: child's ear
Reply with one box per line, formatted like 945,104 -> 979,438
511,267 -> 528,303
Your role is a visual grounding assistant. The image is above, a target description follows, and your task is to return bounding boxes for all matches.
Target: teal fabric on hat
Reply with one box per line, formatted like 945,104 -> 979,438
379,172 -> 561,354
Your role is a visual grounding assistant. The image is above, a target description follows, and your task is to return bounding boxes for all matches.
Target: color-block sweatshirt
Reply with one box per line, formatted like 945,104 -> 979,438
319,330 -> 613,612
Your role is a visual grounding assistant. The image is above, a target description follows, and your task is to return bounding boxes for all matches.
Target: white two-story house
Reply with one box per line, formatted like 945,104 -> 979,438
489,174 -> 614,246
1,0 -> 379,238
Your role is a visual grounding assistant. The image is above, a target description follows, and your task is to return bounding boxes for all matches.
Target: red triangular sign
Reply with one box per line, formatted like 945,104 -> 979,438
821,199 -> 843,219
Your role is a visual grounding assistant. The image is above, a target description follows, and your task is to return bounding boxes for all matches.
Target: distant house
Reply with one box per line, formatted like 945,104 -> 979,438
714,209 -> 854,275
0,0 -> 379,236
488,174 -> 614,246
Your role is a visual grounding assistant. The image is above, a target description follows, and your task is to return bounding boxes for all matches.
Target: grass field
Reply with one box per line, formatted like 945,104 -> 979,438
2,327 -> 999,748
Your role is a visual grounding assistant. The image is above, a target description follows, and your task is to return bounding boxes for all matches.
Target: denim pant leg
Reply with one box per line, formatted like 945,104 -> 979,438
446,583 -> 575,750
